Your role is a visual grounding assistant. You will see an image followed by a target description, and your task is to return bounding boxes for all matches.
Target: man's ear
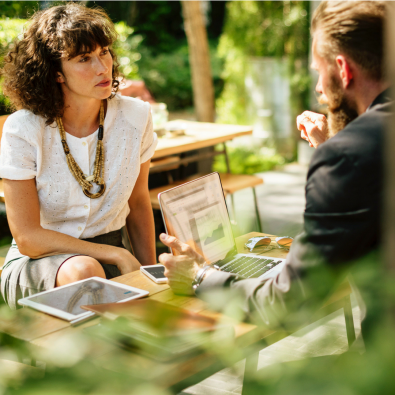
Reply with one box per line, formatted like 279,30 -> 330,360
335,55 -> 353,89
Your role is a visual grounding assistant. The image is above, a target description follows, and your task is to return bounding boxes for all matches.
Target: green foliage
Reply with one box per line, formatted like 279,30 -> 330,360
213,145 -> 285,175
216,1 -> 311,125
138,45 -> 192,110
138,42 -> 223,111
1,251 -> 395,394
0,1 -> 39,19
0,18 -> 26,115
112,22 -> 143,80
0,15 -> 222,113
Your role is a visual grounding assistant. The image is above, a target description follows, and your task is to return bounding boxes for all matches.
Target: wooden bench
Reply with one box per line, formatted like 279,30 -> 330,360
149,140 -> 264,232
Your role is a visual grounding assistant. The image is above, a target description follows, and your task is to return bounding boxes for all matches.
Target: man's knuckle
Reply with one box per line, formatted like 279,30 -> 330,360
167,236 -> 177,244
181,245 -> 192,254
159,254 -> 172,266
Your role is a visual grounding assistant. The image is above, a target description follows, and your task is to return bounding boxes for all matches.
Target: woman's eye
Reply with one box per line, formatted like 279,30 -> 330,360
101,49 -> 109,56
79,56 -> 89,63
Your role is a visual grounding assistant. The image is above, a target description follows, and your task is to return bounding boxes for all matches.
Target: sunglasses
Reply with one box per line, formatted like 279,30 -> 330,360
244,236 -> 293,252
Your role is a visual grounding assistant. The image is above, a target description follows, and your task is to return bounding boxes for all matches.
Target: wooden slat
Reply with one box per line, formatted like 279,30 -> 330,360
150,156 -> 180,172
218,173 -> 263,194
0,307 -> 71,342
153,120 -> 253,159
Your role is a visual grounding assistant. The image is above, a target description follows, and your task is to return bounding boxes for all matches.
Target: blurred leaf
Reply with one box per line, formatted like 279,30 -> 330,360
216,1 -> 311,125
213,144 -> 285,175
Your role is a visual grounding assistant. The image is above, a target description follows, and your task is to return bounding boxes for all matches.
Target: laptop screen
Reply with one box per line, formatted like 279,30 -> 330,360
159,173 -> 235,264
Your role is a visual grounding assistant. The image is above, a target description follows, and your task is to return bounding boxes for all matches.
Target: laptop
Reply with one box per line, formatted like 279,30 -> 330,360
158,173 -> 286,280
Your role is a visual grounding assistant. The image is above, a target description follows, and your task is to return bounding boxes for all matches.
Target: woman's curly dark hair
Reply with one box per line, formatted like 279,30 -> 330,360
1,3 -> 120,125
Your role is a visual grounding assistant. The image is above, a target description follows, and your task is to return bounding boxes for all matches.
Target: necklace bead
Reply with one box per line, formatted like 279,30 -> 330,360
56,101 -> 106,199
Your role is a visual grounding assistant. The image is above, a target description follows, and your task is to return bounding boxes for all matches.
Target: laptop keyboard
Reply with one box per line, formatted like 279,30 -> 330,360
220,256 -> 283,278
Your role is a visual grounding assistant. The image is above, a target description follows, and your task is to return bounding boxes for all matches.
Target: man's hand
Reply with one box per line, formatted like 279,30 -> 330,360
296,111 -> 328,148
158,233 -> 208,295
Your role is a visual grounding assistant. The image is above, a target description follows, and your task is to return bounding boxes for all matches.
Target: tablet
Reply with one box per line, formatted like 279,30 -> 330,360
18,277 -> 149,322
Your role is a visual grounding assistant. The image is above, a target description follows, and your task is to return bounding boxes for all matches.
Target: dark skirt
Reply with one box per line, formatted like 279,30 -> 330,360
1,229 -> 123,310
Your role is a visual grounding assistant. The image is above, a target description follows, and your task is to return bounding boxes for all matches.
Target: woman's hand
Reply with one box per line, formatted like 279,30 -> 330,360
107,247 -> 141,275
4,179 -> 141,274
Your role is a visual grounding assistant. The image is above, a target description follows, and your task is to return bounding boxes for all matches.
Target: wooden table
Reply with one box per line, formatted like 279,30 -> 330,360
150,120 -> 253,176
0,232 -> 355,394
153,120 -> 253,160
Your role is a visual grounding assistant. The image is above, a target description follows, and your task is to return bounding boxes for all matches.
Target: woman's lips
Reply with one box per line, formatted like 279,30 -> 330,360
96,80 -> 111,87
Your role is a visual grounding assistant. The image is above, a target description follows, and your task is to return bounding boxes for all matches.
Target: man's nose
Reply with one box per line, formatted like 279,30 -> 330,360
315,78 -> 323,94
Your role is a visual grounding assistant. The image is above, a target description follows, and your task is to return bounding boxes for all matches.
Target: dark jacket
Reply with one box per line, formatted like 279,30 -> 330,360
196,90 -> 392,328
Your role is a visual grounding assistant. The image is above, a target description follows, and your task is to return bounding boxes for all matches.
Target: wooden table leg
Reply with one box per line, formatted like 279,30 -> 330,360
252,188 -> 262,233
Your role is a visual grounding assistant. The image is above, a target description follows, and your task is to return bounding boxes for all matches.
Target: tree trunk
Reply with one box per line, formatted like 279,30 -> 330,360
181,1 -> 215,122
127,1 -> 138,27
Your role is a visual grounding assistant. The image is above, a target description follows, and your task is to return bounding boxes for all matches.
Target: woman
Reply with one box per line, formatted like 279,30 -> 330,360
0,3 -> 157,309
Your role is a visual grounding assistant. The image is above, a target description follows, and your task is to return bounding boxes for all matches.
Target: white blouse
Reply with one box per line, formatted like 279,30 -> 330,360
0,95 -> 157,239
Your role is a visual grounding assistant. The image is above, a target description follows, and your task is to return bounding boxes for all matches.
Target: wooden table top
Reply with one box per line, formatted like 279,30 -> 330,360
153,120 -> 253,159
1,232 -> 352,390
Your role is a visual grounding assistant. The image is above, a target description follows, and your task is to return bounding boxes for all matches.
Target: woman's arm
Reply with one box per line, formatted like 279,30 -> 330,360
3,179 -> 140,274
125,160 -> 156,266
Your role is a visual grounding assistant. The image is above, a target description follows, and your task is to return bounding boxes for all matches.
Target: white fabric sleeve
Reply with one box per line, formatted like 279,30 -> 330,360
0,116 -> 37,180
140,107 -> 158,164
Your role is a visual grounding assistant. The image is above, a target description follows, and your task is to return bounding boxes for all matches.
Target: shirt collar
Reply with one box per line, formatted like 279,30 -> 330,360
367,87 -> 392,111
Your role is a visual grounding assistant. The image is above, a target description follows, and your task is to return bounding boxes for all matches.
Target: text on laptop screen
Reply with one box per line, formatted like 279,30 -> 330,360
159,173 -> 235,264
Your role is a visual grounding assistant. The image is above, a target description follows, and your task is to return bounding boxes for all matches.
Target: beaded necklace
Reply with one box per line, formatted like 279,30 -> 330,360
56,101 -> 106,199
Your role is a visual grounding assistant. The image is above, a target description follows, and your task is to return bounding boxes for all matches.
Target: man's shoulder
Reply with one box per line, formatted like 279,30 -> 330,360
311,101 -> 390,168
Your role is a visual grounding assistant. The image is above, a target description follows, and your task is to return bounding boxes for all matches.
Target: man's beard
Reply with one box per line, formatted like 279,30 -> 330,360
318,76 -> 359,137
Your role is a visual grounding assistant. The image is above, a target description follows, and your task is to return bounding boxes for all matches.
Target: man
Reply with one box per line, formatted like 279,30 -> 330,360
159,1 -> 391,328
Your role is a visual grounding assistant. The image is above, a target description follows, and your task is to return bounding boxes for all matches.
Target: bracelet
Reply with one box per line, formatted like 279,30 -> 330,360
192,265 -> 212,293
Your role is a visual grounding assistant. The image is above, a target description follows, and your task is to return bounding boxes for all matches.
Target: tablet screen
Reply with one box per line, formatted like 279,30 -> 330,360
25,279 -> 140,316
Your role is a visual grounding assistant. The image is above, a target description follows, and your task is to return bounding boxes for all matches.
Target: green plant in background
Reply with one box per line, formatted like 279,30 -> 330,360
216,1 -> 311,126
213,144 -> 286,175
113,21 -> 142,81
0,18 -> 26,115
138,42 -> 223,111
0,1 -> 39,19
